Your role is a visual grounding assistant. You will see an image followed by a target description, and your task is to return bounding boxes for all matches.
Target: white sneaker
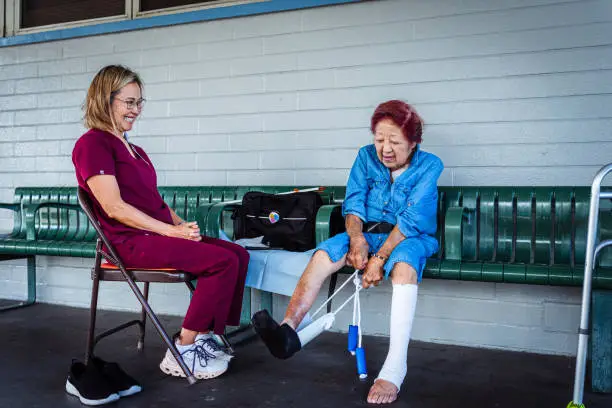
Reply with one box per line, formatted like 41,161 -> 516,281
159,343 -> 228,380
195,334 -> 234,362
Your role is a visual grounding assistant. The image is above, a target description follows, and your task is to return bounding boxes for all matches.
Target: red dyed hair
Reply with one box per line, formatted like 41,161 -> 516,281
370,100 -> 423,143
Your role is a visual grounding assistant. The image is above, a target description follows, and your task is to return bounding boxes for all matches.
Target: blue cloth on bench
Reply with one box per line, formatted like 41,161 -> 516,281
218,231 -> 315,296
243,248 -> 316,296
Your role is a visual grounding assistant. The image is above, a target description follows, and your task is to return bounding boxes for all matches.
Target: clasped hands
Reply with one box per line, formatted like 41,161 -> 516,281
346,235 -> 385,289
173,221 -> 202,241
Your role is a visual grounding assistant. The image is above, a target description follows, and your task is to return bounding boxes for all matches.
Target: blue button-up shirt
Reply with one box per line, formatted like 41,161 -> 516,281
342,144 -> 444,239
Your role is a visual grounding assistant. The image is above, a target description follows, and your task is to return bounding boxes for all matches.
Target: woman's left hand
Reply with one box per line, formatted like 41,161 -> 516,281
362,256 -> 385,289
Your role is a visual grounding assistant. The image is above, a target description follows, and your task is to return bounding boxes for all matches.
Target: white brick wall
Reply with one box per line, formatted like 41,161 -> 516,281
1,0 -> 611,355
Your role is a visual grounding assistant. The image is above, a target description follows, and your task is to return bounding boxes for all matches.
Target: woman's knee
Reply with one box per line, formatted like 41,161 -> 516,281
210,247 -> 240,274
310,250 -> 346,275
390,262 -> 418,285
227,242 -> 249,270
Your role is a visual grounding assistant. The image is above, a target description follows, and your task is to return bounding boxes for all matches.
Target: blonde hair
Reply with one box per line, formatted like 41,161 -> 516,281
83,65 -> 143,134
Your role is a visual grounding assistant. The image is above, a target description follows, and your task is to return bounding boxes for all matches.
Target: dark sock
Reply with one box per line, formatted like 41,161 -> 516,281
251,310 -> 301,359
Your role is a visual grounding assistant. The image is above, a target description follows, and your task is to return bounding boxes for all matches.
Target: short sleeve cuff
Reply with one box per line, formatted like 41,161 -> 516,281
344,210 -> 366,222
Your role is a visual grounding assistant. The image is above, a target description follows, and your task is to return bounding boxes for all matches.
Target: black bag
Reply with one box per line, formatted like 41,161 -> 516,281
232,191 -> 323,252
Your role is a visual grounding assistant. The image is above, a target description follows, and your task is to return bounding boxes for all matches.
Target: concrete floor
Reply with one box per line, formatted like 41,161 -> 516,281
0,302 -> 610,408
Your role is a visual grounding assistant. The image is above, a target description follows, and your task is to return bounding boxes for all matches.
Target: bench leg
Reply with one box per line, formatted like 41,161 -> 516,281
0,256 -> 36,311
239,287 -> 252,327
326,272 -> 338,313
260,290 -> 273,318
223,288 -> 257,346
592,289 -> 612,393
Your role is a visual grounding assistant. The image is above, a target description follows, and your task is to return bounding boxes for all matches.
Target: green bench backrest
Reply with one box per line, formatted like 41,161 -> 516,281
436,187 -> 612,269
10,186 -> 611,269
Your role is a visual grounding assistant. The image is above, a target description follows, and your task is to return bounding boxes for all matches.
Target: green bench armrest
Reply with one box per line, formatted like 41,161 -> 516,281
0,202 -> 23,238
444,206 -> 467,261
204,202 -> 240,239
23,202 -> 84,241
315,204 -> 342,246
193,202 -> 217,228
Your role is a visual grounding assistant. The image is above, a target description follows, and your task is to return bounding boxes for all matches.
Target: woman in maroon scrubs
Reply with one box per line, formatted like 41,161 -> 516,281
72,65 -> 248,380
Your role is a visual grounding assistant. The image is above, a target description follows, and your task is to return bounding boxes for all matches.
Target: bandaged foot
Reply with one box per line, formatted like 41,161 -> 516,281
367,379 -> 399,404
251,309 -> 302,359
372,283 -> 418,402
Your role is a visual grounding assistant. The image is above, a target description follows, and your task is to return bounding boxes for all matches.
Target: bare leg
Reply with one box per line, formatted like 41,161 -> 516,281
178,328 -> 197,345
367,263 -> 417,405
178,329 -> 211,345
282,250 -> 346,329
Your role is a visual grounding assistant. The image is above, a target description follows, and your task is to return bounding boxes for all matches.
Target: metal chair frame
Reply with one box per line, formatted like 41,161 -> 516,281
78,187 -> 201,384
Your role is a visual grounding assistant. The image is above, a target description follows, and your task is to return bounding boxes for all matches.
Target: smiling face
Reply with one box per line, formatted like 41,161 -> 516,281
374,117 -> 416,171
110,82 -> 142,135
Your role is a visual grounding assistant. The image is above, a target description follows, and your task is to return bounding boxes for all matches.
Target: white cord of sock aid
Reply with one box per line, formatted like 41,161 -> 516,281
353,274 -> 363,348
376,283 -> 418,391
356,294 -> 360,347
352,281 -> 358,326
332,284 -> 362,316
312,269 -> 360,319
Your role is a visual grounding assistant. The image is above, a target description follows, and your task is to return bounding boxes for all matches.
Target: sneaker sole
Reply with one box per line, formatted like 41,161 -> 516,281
117,385 -> 142,397
65,379 -> 120,406
159,358 -> 227,380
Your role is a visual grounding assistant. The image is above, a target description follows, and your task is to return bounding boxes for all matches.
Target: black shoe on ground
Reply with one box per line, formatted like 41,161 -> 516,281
91,356 -> 142,397
251,309 -> 301,360
65,360 -> 120,406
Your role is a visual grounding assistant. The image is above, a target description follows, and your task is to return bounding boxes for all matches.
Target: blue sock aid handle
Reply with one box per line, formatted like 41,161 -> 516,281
355,346 -> 367,379
348,325 -> 358,353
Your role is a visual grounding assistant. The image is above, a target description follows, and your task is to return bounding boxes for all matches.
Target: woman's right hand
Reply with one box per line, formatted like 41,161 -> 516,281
347,235 -> 369,270
170,221 -> 202,241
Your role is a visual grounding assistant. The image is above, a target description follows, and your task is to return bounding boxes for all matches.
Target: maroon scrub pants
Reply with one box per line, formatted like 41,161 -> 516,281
116,234 -> 249,335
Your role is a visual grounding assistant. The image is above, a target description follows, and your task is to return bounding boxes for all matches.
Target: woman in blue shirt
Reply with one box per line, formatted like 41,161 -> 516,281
253,100 -> 444,405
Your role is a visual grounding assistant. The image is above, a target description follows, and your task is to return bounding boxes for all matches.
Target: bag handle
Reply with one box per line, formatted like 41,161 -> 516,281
225,186 -> 325,205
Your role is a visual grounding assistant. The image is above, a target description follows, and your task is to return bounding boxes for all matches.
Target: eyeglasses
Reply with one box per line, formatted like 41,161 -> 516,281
114,97 -> 146,110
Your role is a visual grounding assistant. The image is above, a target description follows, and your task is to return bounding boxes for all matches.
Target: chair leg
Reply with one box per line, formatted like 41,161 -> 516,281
219,333 -> 234,355
327,272 -> 338,313
85,271 -> 101,365
122,274 -> 196,384
137,282 -> 149,351
186,280 -> 195,294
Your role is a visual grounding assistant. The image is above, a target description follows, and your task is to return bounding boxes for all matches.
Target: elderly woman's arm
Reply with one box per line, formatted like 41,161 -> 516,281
343,149 -> 371,269
87,174 -> 201,241
346,214 -> 369,270
374,226 -> 405,260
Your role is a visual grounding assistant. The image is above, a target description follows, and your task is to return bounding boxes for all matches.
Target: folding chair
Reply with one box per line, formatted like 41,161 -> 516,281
78,187 -> 201,384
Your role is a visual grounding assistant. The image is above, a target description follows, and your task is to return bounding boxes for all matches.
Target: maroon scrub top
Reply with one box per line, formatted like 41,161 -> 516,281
72,129 -> 173,245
